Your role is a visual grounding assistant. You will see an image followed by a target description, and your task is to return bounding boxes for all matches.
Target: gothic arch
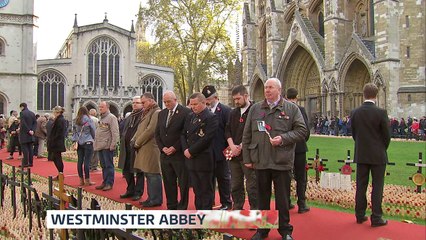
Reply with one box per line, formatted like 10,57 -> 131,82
0,37 -> 6,56
373,71 -> 387,109
106,101 -> 120,118
123,102 -> 133,118
138,73 -> 165,108
37,69 -> 68,111
278,42 -> 321,120
86,35 -> 122,88
0,91 -> 10,115
82,100 -> 98,111
250,77 -> 264,103
339,53 -> 372,116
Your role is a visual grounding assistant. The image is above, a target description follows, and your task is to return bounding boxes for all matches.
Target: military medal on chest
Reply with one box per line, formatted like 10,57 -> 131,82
198,128 -> 205,137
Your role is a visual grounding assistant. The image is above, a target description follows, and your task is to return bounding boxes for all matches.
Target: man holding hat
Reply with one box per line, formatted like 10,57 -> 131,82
202,85 -> 232,210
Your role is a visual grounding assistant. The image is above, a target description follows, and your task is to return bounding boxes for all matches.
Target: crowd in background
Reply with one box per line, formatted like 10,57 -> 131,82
311,115 -> 426,140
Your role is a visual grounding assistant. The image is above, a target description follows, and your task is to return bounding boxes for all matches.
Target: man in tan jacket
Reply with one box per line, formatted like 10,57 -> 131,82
132,93 -> 162,207
94,101 -> 119,191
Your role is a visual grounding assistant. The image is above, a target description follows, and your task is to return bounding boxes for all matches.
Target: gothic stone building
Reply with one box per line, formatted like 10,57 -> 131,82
0,0 -> 174,120
37,15 -> 173,120
242,0 -> 425,120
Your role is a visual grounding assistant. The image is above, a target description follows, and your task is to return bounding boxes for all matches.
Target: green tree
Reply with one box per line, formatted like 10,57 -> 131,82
140,0 -> 240,102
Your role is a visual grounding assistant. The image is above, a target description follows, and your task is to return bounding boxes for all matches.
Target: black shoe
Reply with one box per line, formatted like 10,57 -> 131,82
250,232 -> 268,240
356,216 -> 368,224
289,203 -> 295,209
282,234 -> 294,240
298,205 -> 310,214
371,219 -> 388,227
142,201 -> 161,207
95,184 -> 105,190
120,192 -> 134,199
102,185 -> 113,191
18,164 -> 29,168
219,205 -> 232,210
132,195 -> 142,201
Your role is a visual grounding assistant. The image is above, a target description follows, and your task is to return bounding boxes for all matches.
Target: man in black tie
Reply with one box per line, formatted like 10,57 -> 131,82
202,85 -> 232,210
155,91 -> 191,210
182,92 -> 218,210
351,83 -> 390,227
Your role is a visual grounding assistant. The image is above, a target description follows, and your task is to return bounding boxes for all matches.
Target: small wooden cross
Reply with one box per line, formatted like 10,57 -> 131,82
53,173 -> 72,240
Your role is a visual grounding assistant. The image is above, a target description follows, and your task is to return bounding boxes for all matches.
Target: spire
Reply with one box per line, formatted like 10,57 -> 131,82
130,20 -> 135,33
235,18 -> 240,60
73,13 -> 78,28
103,12 -> 108,23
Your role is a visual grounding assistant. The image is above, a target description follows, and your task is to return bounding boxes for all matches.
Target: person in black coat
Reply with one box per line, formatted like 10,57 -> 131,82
181,92 -> 218,210
286,88 -> 310,213
155,91 -> 191,210
224,85 -> 257,210
18,102 -> 37,167
47,106 -> 67,179
6,119 -> 21,159
117,96 -> 144,200
202,85 -> 232,210
351,83 -> 391,227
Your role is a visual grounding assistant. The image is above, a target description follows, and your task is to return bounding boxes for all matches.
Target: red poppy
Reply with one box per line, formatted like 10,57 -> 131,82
280,111 -> 286,116
239,117 -> 244,123
318,165 -> 324,172
265,124 -> 272,131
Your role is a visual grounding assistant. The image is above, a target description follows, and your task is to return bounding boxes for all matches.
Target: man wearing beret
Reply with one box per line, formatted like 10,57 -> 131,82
202,85 -> 233,210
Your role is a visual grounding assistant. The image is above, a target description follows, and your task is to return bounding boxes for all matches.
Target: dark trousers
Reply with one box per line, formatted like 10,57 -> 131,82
9,136 -> 21,156
99,149 -> 115,186
229,158 -> 257,210
290,152 -> 308,207
355,163 -> 386,222
256,169 -> 293,237
123,172 -> 145,196
161,158 -> 189,210
77,143 -> 94,179
213,160 -> 232,207
190,170 -> 214,210
21,142 -> 33,166
33,137 -> 39,156
51,151 -> 64,173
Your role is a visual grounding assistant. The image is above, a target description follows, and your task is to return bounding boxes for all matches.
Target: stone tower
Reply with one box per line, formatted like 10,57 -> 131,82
0,0 -> 38,114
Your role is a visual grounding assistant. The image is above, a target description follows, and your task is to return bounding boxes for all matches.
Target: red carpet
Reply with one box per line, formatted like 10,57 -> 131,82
1,149 -> 425,240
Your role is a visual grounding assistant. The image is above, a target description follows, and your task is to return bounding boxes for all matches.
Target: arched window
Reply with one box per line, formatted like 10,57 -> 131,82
37,71 -> 66,110
318,12 -> 324,37
0,38 -> 5,56
87,36 -> 120,88
139,75 -> 164,108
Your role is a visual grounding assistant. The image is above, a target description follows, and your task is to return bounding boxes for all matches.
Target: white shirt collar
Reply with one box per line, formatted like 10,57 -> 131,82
210,101 -> 219,113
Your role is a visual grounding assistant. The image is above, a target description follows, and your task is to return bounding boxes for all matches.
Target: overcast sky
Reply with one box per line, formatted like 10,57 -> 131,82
35,0 -> 144,59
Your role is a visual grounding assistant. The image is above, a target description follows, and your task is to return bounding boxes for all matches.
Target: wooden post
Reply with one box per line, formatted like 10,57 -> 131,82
53,173 -> 72,240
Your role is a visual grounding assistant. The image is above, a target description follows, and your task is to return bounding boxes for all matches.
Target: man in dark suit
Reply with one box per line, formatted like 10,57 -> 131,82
156,91 -> 191,210
18,102 -> 37,167
202,85 -> 232,210
351,83 -> 390,227
182,92 -> 218,210
286,88 -> 310,214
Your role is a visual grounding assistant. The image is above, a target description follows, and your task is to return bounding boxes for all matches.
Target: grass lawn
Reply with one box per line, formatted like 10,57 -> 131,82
306,136 -> 426,186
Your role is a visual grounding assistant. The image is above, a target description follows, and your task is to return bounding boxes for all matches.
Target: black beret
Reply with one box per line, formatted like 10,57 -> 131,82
202,85 -> 217,98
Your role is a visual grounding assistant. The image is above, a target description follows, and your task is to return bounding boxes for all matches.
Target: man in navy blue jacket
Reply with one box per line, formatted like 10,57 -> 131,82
18,102 -> 37,167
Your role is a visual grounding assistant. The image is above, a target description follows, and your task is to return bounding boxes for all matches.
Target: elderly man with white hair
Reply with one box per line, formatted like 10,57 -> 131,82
242,78 -> 307,240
